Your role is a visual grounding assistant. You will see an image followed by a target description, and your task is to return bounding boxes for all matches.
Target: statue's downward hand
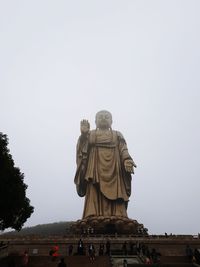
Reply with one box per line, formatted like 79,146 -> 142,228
124,159 -> 136,173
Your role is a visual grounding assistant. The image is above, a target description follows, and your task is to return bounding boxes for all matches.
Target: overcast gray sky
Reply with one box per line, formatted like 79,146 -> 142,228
1,0 -> 200,235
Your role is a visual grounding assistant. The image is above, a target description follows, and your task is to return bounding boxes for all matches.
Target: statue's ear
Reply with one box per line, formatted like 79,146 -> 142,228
95,119 -> 99,128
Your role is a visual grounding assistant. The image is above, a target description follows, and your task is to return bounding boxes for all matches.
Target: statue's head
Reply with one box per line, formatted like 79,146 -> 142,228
95,110 -> 112,129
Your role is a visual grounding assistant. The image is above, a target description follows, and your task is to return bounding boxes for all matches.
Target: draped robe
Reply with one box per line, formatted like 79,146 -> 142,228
74,129 -> 133,218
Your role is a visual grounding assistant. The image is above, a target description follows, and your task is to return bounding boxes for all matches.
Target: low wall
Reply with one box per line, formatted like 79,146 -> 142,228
1,235 -> 200,257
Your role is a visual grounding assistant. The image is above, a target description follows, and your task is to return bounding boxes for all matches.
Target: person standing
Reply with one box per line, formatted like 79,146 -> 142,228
21,251 -> 29,267
57,258 -> 66,267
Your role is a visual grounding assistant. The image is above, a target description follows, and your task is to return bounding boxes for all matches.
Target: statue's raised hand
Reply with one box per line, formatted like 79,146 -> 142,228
80,120 -> 90,135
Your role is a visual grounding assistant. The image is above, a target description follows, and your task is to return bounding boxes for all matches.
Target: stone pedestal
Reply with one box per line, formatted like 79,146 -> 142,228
71,216 -> 148,235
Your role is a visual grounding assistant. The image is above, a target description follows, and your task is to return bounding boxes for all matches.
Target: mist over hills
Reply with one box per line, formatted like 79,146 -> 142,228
1,221 -> 74,237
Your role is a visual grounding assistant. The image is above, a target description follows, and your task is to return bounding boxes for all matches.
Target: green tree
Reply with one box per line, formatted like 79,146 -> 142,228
0,132 -> 34,231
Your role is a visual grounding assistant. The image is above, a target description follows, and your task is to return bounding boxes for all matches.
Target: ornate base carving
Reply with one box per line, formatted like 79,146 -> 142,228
71,216 -> 148,235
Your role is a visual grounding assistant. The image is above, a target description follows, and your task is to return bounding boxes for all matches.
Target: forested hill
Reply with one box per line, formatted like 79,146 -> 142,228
1,221 -> 74,237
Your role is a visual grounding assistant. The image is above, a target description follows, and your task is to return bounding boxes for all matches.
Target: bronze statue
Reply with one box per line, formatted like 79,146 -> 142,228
74,110 -> 137,220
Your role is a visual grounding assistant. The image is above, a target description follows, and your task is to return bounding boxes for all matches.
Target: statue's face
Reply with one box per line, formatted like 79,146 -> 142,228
95,110 -> 112,129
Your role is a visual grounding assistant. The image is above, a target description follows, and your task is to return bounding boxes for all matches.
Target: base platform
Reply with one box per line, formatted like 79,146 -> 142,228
71,216 -> 148,235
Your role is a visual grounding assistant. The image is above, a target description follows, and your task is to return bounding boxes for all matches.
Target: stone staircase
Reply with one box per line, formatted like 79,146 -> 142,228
1,236 -> 200,267
159,256 -> 196,267
0,255 -> 198,267
110,255 -> 142,266
109,254 -> 196,267
0,255 -> 111,267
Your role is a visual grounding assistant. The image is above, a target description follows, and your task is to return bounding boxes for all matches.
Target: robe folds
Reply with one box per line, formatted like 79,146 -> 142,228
74,129 -> 133,218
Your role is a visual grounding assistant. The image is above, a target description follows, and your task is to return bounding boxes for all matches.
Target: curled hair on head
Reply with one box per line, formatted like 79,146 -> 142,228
95,110 -> 113,129
95,110 -> 112,120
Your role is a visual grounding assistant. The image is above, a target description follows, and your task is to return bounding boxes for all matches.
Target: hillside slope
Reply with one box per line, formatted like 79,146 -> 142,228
1,221 -> 74,236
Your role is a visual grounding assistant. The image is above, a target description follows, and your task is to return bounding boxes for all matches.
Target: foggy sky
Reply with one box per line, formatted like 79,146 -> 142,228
1,0 -> 200,235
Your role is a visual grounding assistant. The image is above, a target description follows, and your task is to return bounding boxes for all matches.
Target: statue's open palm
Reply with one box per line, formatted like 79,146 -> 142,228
80,120 -> 90,134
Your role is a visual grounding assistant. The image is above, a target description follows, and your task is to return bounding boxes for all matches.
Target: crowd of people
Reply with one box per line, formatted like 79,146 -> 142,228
185,244 -> 200,264
6,239 -> 200,266
76,238 -> 111,259
68,239 -> 162,264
